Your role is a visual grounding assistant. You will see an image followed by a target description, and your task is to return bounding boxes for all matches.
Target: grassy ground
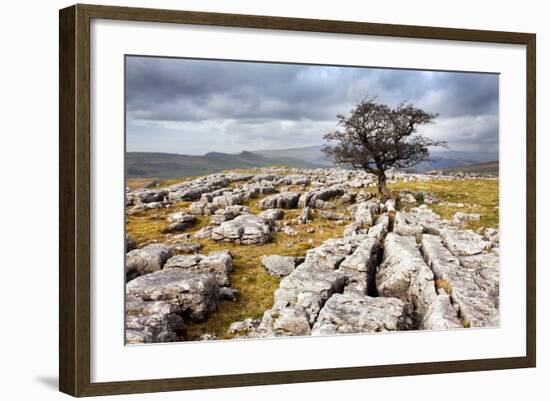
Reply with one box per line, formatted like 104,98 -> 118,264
387,179 -> 499,230
126,201 -> 213,246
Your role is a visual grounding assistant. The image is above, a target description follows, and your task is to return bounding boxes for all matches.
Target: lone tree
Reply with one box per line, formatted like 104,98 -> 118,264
323,98 -> 446,196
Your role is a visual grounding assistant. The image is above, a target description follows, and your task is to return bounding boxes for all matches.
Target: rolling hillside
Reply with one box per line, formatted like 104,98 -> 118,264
126,146 -> 499,178
440,161 -> 499,175
125,151 -> 324,178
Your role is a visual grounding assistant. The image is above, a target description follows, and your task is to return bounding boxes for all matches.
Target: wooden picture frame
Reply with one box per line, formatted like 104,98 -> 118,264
59,3 -> 536,397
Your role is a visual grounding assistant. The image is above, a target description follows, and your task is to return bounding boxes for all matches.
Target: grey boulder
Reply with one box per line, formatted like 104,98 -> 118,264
312,292 -> 413,335
125,243 -> 173,281
261,255 -> 299,277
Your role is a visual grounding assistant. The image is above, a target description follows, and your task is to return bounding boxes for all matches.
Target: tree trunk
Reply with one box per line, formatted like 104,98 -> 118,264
376,171 -> 390,196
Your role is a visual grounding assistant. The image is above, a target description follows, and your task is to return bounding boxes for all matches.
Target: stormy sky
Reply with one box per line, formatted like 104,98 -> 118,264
126,56 -> 499,155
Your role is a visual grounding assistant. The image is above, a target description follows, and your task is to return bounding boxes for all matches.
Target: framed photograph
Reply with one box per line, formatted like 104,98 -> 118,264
59,4 -> 536,397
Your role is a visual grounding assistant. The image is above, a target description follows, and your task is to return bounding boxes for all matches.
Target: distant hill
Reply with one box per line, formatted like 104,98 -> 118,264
126,146 -> 499,178
252,145 -> 333,167
410,150 -> 499,172
440,161 -> 499,176
253,146 -> 498,172
125,151 -> 325,178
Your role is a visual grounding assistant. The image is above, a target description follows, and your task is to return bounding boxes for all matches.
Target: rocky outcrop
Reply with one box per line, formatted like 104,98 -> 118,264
349,200 -> 380,227
393,205 -> 444,236
261,255 -> 300,277
210,205 -> 249,225
298,185 -> 345,208
312,292 -> 413,335
125,295 -> 186,344
376,233 -> 437,323
163,212 -> 197,233
421,290 -> 463,330
259,192 -> 300,209
367,214 -> 390,241
164,250 -> 233,286
211,214 -> 274,244
169,241 -> 202,254
451,212 -> 480,226
439,228 -> 490,256
125,244 -> 173,281
297,206 -> 313,224
339,236 -> 381,295
126,269 -> 220,322
258,208 -> 285,223
421,234 -> 499,327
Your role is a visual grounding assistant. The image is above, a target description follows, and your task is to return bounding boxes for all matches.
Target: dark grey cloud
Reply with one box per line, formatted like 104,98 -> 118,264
126,56 -> 499,155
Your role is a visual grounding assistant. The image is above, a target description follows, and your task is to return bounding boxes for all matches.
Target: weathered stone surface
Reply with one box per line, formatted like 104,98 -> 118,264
480,227 -> 499,245
211,191 -> 244,209
312,292 -> 413,335
125,295 -> 185,344
297,206 -> 313,224
227,318 -> 261,337
349,200 -> 380,227
170,241 -> 202,254
385,198 -> 397,212
257,307 -> 312,337
259,191 -> 300,209
126,201 -> 167,215
188,201 -> 216,216
191,226 -> 214,239
367,214 -> 390,241
258,208 -> 285,223
261,255 -> 299,276
340,192 -> 356,204
273,267 -> 346,324
166,176 -> 229,202
135,189 -> 168,204
126,244 -> 173,281
451,212 -> 481,226
440,228 -> 490,256
210,205 -> 249,225
242,183 -> 278,197
274,175 -> 311,186
298,185 -> 345,208
164,250 -> 233,286
163,213 -> 197,233
393,205 -> 444,236
127,269 -> 220,322
376,233 -> 437,322
320,211 -> 345,221
421,234 -> 499,327
421,290 -> 463,330
343,222 -> 368,237
339,237 -> 381,295
167,212 -> 193,224
211,214 -> 274,244
302,237 -> 355,270
356,190 -> 374,203
400,192 -> 417,204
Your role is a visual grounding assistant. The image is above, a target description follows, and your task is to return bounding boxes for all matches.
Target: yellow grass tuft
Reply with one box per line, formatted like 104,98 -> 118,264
435,279 -> 453,295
